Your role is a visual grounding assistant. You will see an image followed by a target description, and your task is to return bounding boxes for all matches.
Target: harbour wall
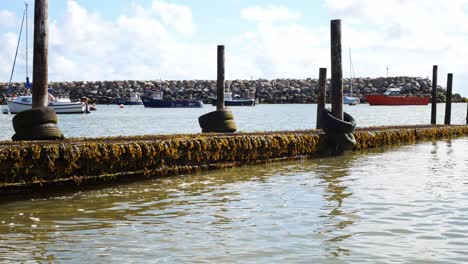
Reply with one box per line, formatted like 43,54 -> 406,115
1,125 -> 467,193
1,77 -> 466,104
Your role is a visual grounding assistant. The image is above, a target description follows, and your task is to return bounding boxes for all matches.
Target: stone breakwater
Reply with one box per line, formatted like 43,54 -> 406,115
1,77 -> 465,104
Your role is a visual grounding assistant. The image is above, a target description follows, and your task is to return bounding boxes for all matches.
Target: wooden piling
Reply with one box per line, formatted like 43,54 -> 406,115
431,65 -> 437,124
316,68 -> 327,129
32,0 -> 49,108
216,45 -> 225,111
465,102 -> 467,125
444,73 -> 453,125
198,45 -> 236,133
330,19 -> 343,120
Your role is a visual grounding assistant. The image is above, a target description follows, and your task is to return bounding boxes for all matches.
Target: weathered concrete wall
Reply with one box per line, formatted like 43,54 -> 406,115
1,77 -> 465,104
0,125 -> 467,193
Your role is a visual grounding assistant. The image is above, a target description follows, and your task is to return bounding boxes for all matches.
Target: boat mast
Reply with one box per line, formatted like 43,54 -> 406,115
349,48 -> 353,96
25,2 -> 29,86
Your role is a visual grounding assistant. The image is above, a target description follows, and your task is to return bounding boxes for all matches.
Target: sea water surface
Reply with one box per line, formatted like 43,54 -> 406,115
0,103 -> 467,263
0,103 -> 467,140
0,138 -> 466,263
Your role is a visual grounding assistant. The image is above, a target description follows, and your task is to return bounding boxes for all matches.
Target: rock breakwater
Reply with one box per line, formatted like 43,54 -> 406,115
1,77 -> 465,104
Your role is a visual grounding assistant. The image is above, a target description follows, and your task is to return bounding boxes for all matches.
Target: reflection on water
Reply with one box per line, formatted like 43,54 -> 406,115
0,138 -> 467,263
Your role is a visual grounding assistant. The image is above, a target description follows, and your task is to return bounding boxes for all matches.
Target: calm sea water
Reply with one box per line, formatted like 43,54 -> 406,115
0,138 -> 467,263
0,103 -> 467,140
0,104 -> 467,263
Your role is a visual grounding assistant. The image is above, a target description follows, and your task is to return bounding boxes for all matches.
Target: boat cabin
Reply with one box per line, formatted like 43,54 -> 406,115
224,92 -> 233,101
16,96 -> 32,103
146,90 -> 163,100
384,88 -> 402,96
129,92 -> 141,102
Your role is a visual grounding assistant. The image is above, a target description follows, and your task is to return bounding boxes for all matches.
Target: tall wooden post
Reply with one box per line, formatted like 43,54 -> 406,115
216,45 -> 225,111
330,19 -> 343,120
431,65 -> 437,124
316,68 -> 327,129
444,73 -> 453,125
466,102 -> 468,124
32,0 -> 49,108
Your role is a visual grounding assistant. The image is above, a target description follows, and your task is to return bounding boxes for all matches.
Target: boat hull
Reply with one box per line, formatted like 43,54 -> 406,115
210,98 -> 255,106
366,95 -> 430,105
115,98 -> 143,105
141,96 -> 203,108
344,96 -> 360,105
6,100 -> 86,114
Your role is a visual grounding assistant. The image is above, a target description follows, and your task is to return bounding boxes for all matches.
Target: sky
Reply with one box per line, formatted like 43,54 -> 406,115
0,0 -> 467,96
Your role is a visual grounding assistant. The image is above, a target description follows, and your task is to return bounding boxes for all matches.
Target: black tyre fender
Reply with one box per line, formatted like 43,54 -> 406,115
12,123 -> 64,141
327,132 -> 357,154
201,119 -> 237,133
12,107 -> 58,132
199,109 -> 237,133
322,108 -> 356,134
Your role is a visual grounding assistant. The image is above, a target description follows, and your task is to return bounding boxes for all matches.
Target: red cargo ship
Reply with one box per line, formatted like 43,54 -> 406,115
366,88 -> 431,105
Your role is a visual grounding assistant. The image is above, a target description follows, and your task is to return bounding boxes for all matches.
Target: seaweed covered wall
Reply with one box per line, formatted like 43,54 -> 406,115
0,133 -> 322,187
354,126 -> 468,149
0,125 -> 467,189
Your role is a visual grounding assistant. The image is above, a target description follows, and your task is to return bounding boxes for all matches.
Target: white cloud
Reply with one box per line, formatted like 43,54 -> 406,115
46,0 -> 205,81
1,0 -> 467,96
152,0 -> 195,36
0,32 -> 20,82
230,23 -> 328,79
241,6 -> 301,22
325,0 -> 468,95
0,10 -> 16,28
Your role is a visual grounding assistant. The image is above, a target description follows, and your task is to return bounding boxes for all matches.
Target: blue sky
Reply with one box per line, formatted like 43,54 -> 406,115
1,0 -> 467,96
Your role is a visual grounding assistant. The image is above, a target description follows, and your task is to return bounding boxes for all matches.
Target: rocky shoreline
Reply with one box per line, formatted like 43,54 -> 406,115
1,77 -> 466,104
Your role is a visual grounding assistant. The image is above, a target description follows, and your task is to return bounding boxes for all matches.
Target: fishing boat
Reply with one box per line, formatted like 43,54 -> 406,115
211,91 -> 255,106
344,48 -> 360,106
115,92 -> 143,105
141,89 -> 203,108
366,88 -> 431,105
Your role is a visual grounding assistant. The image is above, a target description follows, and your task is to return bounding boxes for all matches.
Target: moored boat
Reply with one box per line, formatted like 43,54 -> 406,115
366,88 -> 430,105
6,95 -> 87,114
115,92 -> 143,105
141,89 -> 203,108
211,92 -> 255,106
344,95 -> 360,105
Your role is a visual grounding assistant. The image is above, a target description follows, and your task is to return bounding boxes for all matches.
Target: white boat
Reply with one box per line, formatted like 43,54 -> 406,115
344,95 -> 360,105
6,95 -> 86,114
3,4 -> 86,115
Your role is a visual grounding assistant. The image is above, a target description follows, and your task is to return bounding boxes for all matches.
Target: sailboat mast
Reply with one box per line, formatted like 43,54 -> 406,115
26,2 -> 28,80
349,48 -> 353,96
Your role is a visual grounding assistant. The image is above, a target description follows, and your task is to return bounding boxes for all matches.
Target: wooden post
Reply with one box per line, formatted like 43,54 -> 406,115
316,68 -> 327,129
216,45 -> 225,111
431,65 -> 437,124
32,0 -> 49,108
444,73 -> 453,125
330,19 -> 343,120
466,102 -> 468,124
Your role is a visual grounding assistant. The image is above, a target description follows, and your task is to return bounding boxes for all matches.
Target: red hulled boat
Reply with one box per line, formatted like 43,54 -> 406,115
366,88 -> 430,105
